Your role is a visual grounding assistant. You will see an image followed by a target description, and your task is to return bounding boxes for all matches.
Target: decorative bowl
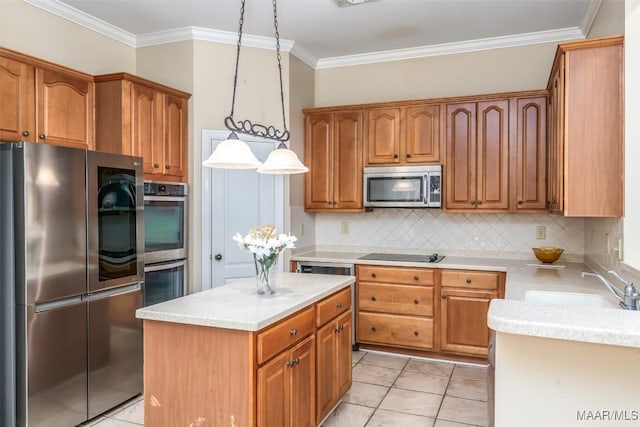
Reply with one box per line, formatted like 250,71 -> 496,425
532,247 -> 564,263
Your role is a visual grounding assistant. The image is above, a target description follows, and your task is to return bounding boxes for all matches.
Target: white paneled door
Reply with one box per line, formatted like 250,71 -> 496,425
202,130 -> 284,289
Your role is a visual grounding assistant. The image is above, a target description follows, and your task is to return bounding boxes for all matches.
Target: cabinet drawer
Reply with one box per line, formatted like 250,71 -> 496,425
358,283 -> 433,316
316,287 -> 351,327
441,270 -> 499,290
357,265 -> 434,285
257,306 -> 315,365
358,312 -> 433,350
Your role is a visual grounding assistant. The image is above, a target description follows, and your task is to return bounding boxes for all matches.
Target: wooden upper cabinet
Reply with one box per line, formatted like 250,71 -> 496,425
513,96 -> 547,211
304,110 -> 363,211
547,36 -> 623,217
366,104 -> 440,165
163,94 -> 188,179
95,73 -> 191,183
445,102 -> 476,210
548,61 -> 565,213
1,48 -> 94,149
446,100 -> 509,211
0,55 -> 35,141
404,105 -> 440,163
131,83 -> 163,174
366,108 -> 401,164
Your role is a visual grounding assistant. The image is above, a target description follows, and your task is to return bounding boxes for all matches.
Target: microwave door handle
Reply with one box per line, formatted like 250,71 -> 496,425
423,175 -> 429,206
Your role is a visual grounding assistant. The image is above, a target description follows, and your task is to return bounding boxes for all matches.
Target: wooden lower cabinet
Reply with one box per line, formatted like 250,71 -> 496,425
316,311 -> 352,423
258,335 -> 315,427
439,288 -> 497,357
358,312 -> 434,350
356,265 -> 504,360
143,287 -> 352,426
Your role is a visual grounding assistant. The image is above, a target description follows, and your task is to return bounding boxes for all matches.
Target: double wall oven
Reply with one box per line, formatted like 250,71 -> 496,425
143,181 -> 187,306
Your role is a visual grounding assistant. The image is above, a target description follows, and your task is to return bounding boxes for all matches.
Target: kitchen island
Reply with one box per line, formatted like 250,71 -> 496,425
136,273 -> 354,427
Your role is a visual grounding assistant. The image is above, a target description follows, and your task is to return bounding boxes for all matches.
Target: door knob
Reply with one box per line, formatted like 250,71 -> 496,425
214,254 -> 223,261
21,131 -> 29,137
38,133 -> 46,140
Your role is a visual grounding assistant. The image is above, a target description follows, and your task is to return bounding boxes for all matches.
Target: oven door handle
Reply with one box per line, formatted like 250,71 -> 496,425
144,195 -> 186,202
144,260 -> 187,272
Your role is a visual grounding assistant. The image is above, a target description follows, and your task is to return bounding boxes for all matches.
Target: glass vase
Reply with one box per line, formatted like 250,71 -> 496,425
255,253 -> 278,295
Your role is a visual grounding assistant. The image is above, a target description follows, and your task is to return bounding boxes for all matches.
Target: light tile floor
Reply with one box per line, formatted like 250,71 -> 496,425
80,350 -> 489,427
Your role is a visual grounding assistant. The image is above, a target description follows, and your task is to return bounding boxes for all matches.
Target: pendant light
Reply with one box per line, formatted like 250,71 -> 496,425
202,0 -> 308,174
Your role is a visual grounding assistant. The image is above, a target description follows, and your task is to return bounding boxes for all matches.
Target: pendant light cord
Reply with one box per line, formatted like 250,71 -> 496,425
225,0 -> 291,143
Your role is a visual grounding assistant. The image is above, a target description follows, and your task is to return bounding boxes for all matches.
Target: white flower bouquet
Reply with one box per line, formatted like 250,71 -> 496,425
233,225 -> 297,294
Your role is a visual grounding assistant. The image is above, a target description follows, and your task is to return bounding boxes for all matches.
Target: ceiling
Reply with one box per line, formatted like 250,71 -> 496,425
24,0 -> 601,68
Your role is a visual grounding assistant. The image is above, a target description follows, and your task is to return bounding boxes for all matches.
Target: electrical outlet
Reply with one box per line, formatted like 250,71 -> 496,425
341,221 -> 350,234
535,226 -> 546,239
299,223 -> 305,236
606,233 -> 611,253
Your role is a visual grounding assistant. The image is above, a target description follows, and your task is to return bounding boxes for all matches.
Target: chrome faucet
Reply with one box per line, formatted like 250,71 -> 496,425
581,270 -> 638,310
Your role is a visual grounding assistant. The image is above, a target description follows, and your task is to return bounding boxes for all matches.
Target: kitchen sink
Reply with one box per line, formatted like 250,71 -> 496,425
524,290 -> 618,309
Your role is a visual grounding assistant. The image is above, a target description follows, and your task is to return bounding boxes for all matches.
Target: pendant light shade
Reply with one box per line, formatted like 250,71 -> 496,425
257,142 -> 309,174
202,0 -> 309,174
202,132 -> 263,169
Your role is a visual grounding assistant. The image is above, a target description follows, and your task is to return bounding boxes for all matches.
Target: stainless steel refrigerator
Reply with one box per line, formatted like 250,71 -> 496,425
0,142 -> 144,427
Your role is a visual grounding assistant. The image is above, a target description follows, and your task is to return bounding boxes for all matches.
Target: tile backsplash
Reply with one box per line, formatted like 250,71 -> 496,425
312,209 -> 585,261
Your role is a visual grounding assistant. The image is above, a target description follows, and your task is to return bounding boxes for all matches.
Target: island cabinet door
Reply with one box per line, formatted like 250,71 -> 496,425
257,335 -> 315,427
316,311 -> 352,424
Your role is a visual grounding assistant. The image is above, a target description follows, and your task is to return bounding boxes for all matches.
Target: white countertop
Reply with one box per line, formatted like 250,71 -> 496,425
136,273 -> 354,331
292,250 -> 640,348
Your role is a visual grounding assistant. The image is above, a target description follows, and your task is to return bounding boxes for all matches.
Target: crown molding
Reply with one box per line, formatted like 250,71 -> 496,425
137,26 -> 294,51
21,0 -> 136,47
580,0 -> 604,37
315,27 -> 585,69
290,44 -> 318,69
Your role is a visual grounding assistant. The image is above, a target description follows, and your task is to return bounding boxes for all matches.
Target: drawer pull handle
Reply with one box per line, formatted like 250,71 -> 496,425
413,275 -> 419,281
336,302 -> 343,309
414,331 -> 419,336
154,163 -> 160,169
371,273 -> 377,278
22,131 -> 30,137
466,278 -> 472,284
371,326 -> 377,332
165,165 -> 171,170
371,296 -> 377,301
442,295 -> 447,300
289,329 -> 297,336
413,299 -> 419,304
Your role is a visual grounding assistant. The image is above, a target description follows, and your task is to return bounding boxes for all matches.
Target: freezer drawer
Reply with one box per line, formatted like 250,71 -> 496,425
88,284 -> 143,418
19,300 -> 88,427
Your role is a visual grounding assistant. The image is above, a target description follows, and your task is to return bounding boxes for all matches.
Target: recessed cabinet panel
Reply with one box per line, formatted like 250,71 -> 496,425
305,113 -> 333,209
164,94 -> 188,178
446,103 -> 476,209
334,112 -> 363,208
366,108 -> 400,164
131,84 -> 161,174
404,105 -> 440,163
476,100 -> 509,210
514,97 -> 547,210
0,56 -> 35,141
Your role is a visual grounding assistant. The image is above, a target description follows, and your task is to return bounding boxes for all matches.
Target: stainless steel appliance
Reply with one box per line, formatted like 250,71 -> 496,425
296,261 -> 357,349
143,181 -> 187,264
364,165 -> 442,208
0,142 -> 143,427
144,259 -> 186,307
143,181 -> 187,306
359,252 -> 445,263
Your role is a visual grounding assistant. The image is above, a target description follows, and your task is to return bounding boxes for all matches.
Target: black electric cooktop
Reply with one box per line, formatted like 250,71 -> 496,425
359,253 -> 445,263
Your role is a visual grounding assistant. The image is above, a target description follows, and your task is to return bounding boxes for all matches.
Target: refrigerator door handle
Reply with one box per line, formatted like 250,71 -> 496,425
144,259 -> 187,273
83,283 -> 142,301
35,295 -> 83,313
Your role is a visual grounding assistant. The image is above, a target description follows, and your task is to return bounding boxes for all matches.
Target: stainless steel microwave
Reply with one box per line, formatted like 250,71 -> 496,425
363,165 -> 442,208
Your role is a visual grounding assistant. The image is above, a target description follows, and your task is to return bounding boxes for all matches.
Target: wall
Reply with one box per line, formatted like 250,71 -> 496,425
313,42 -> 557,107
187,40 -> 290,293
494,333 -> 640,427
288,55 -> 316,252
0,0 -> 135,74
313,210 -> 584,261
